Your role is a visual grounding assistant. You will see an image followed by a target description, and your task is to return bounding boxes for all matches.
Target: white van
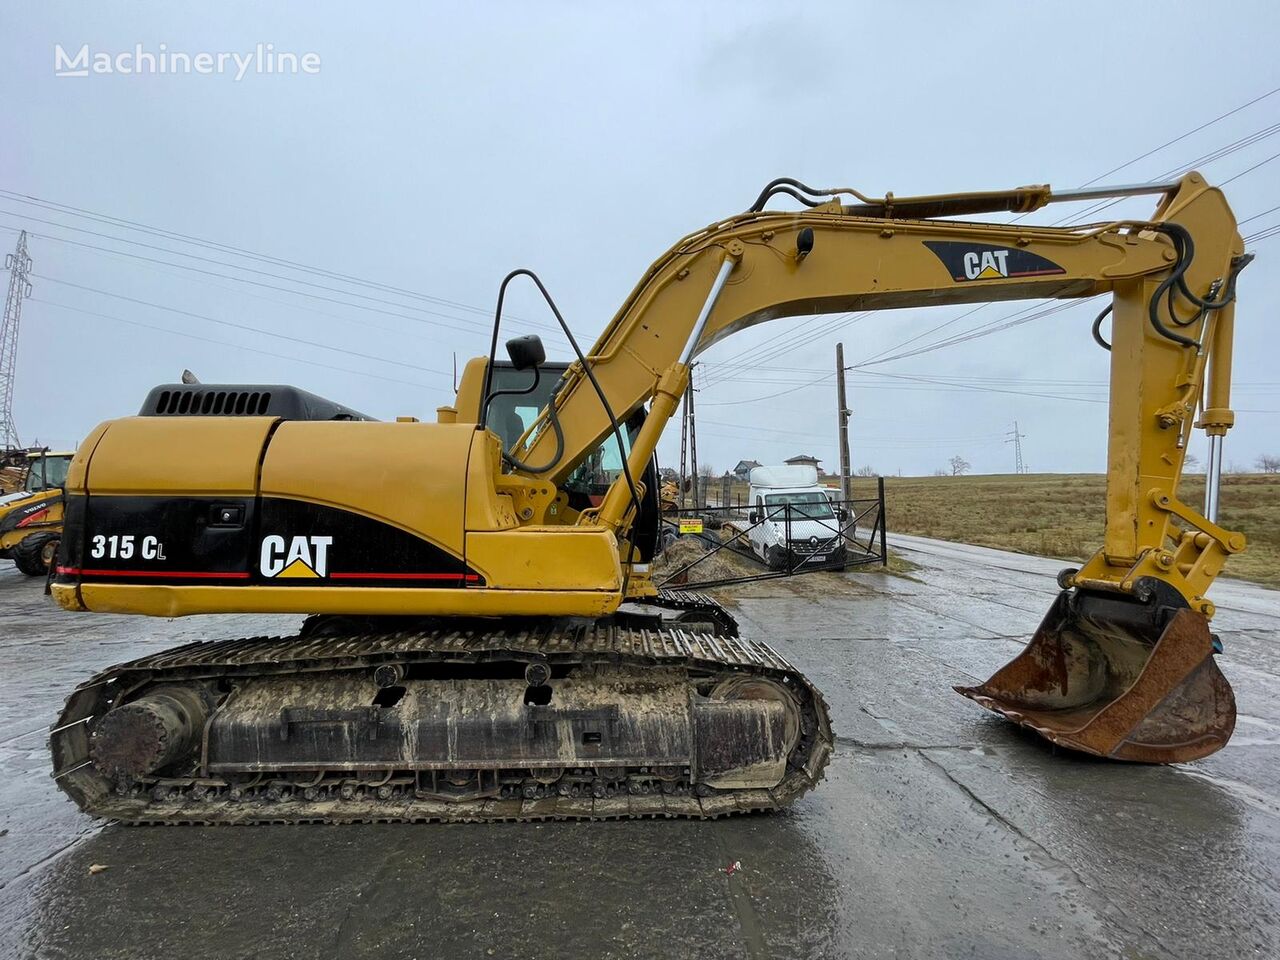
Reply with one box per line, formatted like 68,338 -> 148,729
745,465 -> 847,570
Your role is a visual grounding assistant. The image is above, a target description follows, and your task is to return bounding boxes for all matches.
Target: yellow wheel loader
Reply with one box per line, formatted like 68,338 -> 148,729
48,173 -> 1248,823
0,449 -> 71,576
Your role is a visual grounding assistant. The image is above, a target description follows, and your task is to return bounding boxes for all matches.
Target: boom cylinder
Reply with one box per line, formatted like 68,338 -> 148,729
596,363 -> 690,530
597,250 -> 738,532
1201,303 -> 1236,524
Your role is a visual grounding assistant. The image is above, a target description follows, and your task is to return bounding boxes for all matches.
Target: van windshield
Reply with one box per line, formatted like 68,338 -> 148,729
764,491 -> 834,520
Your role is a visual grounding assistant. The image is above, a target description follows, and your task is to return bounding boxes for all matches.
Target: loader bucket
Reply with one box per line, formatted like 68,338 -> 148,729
956,586 -> 1235,763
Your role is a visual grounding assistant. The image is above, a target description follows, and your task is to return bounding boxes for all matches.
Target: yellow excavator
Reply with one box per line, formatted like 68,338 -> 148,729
0,449 -> 71,576
49,172 -> 1248,823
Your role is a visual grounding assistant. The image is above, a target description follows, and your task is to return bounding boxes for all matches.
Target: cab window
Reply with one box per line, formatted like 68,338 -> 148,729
563,428 -> 634,501
482,363 -> 640,506
25,455 -> 71,492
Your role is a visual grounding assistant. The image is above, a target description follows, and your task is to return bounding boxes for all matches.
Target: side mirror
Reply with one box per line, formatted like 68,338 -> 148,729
505,334 -> 545,371
748,511 -> 759,524
837,508 -> 848,522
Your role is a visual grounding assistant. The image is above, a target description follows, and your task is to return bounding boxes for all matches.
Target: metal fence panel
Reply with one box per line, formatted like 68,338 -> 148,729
654,486 -> 886,590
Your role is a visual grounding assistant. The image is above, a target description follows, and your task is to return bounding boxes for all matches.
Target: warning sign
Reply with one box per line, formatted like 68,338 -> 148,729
678,518 -> 704,534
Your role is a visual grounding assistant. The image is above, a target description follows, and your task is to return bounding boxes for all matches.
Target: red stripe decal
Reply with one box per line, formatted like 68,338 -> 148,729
956,268 -> 1066,281
329,572 -> 480,581
58,567 -> 251,580
17,509 -> 50,528
58,567 -> 478,582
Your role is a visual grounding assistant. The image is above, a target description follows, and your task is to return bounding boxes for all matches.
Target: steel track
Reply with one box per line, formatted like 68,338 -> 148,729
50,596 -> 831,825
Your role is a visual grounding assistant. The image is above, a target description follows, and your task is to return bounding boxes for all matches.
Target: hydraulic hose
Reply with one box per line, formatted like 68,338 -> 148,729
1091,304 -> 1112,351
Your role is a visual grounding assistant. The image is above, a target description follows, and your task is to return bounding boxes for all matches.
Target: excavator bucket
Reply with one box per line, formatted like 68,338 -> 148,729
956,587 -> 1236,763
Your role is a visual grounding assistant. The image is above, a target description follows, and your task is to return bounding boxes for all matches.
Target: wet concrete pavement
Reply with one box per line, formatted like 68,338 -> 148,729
0,536 -> 1277,959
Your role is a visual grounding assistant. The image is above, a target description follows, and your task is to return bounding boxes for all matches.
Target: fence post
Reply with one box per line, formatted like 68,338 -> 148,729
786,504 -> 794,575
877,475 -> 888,566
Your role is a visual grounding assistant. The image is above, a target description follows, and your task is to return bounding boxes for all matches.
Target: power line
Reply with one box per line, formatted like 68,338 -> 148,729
1239,203 -> 1280,226
855,300 -> 1096,369
35,275 -> 449,376
31,297 -> 437,390
698,311 -> 869,389
1054,121 -> 1280,227
1066,84 -> 1280,190
764,89 -> 1280,375
698,416 -> 1006,445
851,369 -> 1107,405
0,187 -> 530,323
1220,148 -> 1280,186
856,300 -> 1037,368
21,254 -> 483,352
0,220 -> 565,346
0,206 -> 511,331
1246,222 -> 1280,243
698,372 -> 834,405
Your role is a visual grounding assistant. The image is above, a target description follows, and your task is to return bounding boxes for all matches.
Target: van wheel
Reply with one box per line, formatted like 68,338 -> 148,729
14,534 -> 58,577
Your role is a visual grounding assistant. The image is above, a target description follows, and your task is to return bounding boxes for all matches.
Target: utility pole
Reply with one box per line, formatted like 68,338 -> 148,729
1005,420 -> 1027,475
678,390 -> 689,508
835,342 -> 852,501
1,231 -> 33,450
687,369 -> 700,507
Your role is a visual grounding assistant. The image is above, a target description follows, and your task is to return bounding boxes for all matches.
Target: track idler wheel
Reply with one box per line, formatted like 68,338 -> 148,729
956,585 -> 1236,763
90,686 -> 211,781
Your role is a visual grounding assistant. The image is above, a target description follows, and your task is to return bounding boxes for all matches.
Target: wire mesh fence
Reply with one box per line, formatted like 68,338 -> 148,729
654,478 -> 886,590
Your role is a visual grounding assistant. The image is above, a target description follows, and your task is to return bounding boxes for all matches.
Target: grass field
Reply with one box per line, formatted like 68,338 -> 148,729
842,473 -> 1280,590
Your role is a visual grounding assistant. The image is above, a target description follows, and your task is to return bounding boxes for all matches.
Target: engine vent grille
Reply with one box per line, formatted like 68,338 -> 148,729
138,383 -> 375,422
152,389 -> 273,417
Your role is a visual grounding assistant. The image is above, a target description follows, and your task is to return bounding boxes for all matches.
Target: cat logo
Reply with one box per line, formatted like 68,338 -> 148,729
259,535 -> 333,579
922,240 -> 1067,283
963,249 -> 1010,280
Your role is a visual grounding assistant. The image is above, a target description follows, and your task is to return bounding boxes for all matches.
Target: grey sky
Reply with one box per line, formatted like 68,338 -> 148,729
3,1 -> 1278,476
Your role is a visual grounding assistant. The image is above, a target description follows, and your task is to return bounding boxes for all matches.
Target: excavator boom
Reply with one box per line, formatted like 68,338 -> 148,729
46,172 -> 1248,823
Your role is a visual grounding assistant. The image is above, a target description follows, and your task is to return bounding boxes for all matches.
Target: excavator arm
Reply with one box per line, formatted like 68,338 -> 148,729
490,172 -> 1247,762
509,172 -> 1245,615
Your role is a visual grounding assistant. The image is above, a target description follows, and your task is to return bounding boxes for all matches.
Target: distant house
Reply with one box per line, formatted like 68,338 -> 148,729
731,459 -> 761,479
785,454 -> 822,471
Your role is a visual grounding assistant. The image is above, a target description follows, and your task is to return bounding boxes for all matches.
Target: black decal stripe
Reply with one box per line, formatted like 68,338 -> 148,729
922,240 -> 1066,282
56,494 -> 483,589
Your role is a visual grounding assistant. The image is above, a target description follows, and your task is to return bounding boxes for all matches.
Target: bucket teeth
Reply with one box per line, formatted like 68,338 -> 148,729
957,590 -> 1236,763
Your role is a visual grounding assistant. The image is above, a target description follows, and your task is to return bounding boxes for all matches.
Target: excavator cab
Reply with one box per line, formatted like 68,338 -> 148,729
480,357 -> 662,563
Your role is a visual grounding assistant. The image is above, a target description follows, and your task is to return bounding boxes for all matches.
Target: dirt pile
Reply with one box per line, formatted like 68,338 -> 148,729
652,535 -> 762,586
